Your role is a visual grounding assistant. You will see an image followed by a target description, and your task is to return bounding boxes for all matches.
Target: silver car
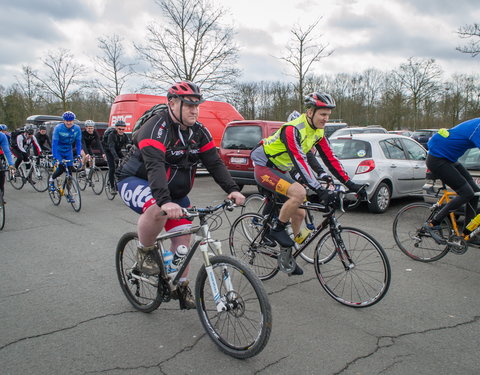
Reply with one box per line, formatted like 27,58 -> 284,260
322,133 -> 427,213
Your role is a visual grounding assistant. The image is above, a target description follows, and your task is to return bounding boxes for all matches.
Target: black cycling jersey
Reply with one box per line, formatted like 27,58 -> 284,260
35,131 -> 52,152
81,130 -> 104,155
106,130 -> 129,159
117,107 -> 238,207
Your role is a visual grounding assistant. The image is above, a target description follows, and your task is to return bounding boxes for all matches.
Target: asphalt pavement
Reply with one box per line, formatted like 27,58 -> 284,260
1,176 -> 479,374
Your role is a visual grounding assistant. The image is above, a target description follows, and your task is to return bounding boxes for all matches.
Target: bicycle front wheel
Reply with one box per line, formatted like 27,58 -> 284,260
30,166 -> 50,192
105,179 -> 116,200
314,227 -> 391,308
393,202 -> 451,262
48,184 -> 62,205
195,255 -> 272,359
66,177 -> 82,212
76,170 -> 87,191
0,192 -> 5,230
116,232 -> 162,313
241,193 -> 266,215
10,169 -> 25,190
229,213 -> 279,281
90,168 -> 105,195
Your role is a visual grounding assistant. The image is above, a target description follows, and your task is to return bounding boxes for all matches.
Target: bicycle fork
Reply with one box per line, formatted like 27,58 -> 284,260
199,226 -> 233,313
330,221 -> 355,271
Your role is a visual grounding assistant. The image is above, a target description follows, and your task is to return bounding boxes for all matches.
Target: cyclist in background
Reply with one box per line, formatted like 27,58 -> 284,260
35,125 -> 52,153
251,92 -> 363,274
0,130 -> 15,198
116,81 -> 244,309
0,124 -> 11,144
105,120 -> 129,190
11,126 -> 41,171
423,119 -> 480,245
49,111 -> 82,192
81,120 -> 105,168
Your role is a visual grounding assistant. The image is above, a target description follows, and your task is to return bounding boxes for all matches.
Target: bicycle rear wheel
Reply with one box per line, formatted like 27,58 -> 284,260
30,166 -> 50,192
195,255 -> 272,359
393,202 -> 451,262
116,232 -> 162,312
66,177 -> 82,212
314,227 -> 391,308
76,170 -> 87,191
90,168 -> 105,195
229,213 -> 279,281
10,168 -> 25,190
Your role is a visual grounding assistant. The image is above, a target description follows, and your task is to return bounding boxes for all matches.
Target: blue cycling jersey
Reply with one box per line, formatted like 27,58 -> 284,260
52,122 -> 82,161
427,118 -> 480,162
0,132 -> 13,165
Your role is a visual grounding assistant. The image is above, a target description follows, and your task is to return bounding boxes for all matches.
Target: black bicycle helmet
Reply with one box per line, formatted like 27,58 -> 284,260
39,125 -> 47,130
304,92 -> 336,109
115,120 -> 126,127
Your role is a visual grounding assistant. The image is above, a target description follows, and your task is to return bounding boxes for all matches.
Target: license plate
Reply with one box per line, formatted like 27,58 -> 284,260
231,157 -> 247,164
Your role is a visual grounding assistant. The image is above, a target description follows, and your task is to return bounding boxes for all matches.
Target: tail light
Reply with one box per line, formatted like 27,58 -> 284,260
356,159 -> 375,174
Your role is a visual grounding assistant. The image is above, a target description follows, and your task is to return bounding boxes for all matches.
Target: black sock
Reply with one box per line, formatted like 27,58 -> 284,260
273,220 -> 288,231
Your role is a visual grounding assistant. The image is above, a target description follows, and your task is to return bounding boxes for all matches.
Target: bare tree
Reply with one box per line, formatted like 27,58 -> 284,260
135,0 -> 240,97
33,48 -> 85,111
394,57 -> 442,130
279,19 -> 333,109
15,65 -> 42,114
456,23 -> 480,57
92,34 -> 134,102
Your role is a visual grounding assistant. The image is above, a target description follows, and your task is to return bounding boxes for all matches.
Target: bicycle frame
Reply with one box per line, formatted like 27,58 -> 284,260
151,203 -> 236,312
432,189 -> 462,237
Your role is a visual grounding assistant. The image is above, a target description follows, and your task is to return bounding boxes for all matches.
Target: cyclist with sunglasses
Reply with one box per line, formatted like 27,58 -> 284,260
116,81 -> 244,309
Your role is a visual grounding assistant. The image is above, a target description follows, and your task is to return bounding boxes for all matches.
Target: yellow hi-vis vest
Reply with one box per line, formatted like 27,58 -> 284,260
262,113 -> 324,171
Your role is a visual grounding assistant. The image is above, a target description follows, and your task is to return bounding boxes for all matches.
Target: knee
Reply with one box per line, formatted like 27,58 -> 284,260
288,183 -> 306,204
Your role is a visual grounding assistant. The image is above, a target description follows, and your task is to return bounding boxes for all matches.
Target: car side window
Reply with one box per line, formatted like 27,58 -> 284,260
402,139 -> 426,161
380,138 -> 407,160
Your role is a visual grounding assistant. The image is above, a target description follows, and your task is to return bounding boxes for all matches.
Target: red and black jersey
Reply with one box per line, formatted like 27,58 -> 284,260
117,108 -> 239,206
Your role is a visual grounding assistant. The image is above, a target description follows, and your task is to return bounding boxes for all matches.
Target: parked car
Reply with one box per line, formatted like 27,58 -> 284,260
411,129 -> 439,149
330,125 -> 388,138
422,148 -> 480,204
323,133 -> 427,213
219,120 -> 283,190
324,122 -> 348,138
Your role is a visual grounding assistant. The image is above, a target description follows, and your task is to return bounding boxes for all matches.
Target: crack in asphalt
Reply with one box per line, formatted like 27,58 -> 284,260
0,310 -> 136,351
84,333 -> 207,374
254,355 -> 289,374
266,276 -> 317,296
332,315 -> 480,375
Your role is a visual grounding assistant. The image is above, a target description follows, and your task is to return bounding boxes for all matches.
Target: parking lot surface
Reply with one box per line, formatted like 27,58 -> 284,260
1,176 -> 479,374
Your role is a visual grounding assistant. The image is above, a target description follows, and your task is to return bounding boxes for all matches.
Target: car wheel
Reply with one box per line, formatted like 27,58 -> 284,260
368,182 -> 391,214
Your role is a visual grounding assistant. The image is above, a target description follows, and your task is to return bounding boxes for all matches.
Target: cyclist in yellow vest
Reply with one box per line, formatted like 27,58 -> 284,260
251,92 -> 363,274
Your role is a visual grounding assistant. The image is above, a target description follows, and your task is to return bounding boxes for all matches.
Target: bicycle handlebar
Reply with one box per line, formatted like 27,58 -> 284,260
161,199 -> 238,218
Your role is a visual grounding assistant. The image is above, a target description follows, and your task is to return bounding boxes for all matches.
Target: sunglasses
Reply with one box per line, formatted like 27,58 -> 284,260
116,128 -> 126,131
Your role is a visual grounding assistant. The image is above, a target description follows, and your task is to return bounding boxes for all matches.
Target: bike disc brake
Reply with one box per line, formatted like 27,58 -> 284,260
448,235 -> 468,255
277,247 -> 296,273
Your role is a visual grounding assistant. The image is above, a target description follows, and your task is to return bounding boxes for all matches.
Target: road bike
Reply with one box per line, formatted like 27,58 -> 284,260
76,156 -> 105,195
104,159 -> 120,200
116,200 -> 272,358
48,160 -> 82,212
9,156 -> 50,192
0,159 -> 11,230
230,187 -> 391,308
393,184 -> 480,262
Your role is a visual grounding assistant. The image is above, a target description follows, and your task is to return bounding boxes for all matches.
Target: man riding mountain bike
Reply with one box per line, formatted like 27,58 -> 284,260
251,91 -> 364,275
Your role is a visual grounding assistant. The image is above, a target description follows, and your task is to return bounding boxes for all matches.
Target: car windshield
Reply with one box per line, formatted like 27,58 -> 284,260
221,125 -> 263,150
329,139 -> 372,159
412,130 -> 435,137
458,148 -> 480,171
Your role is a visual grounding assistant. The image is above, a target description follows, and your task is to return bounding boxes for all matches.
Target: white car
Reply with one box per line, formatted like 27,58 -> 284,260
320,133 -> 427,213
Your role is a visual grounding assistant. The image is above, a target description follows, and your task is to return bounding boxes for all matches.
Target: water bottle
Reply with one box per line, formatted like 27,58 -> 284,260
163,249 -> 174,273
464,214 -> 480,236
294,226 -> 313,244
172,245 -> 188,268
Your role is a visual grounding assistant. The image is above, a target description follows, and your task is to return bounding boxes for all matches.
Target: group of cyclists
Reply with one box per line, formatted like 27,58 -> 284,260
2,79 -> 479,310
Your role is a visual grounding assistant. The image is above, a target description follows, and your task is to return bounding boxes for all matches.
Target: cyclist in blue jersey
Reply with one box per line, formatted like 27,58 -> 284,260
0,130 -> 15,198
49,111 -> 83,192
424,118 -> 480,245
0,124 -> 11,144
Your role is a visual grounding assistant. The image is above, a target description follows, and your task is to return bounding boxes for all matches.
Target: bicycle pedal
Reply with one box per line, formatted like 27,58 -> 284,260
277,248 -> 296,273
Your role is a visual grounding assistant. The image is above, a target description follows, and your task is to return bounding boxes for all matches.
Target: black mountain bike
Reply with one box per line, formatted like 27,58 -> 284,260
230,188 -> 391,308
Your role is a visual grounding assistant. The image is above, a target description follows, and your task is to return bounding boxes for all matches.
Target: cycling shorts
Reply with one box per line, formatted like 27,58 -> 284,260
118,176 -> 192,232
254,164 -> 295,197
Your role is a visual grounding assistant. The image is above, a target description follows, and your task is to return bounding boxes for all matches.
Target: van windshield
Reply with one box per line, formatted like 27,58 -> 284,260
221,126 -> 262,150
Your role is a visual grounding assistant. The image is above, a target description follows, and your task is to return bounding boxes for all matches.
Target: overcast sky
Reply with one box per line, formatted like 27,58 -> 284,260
0,0 -> 479,92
